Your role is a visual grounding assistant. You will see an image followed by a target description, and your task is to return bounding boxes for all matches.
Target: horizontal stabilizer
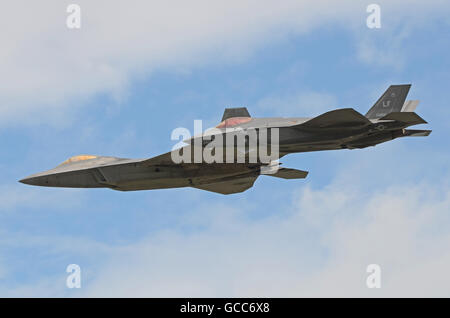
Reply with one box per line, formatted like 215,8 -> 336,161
263,167 -> 308,179
403,129 -> 432,137
379,112 -> 427,125
402,100 -> 420,112
298,108 -> 371,129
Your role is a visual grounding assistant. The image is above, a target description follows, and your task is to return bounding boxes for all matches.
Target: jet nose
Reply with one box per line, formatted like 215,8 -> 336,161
19,175 -> 48,186
19,176 -> 38,185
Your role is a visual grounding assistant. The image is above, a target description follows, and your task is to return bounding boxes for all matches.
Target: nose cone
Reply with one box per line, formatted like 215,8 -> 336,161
19,177 -> 29,185
19,175 -> 48,186
19,176 -> 37,186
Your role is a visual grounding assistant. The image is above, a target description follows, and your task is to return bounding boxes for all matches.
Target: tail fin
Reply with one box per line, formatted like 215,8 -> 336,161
401,100 -> 420,112
221,107 -> 251,121
365,84 -> 411,119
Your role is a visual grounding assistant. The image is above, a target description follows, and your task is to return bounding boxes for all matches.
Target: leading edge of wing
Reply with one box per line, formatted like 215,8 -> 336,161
141,146 -> 214,166
141,149 -> 181,166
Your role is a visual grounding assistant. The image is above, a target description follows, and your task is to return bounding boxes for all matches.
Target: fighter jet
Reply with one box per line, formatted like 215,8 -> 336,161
20,84 -> 431,194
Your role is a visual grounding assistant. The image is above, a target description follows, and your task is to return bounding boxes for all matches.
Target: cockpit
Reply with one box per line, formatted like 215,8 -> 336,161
216,117 -> 252,128
60,155 -> 97,165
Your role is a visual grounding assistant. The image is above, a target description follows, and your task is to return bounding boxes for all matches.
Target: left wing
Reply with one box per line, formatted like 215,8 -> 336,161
191,166 -> 309,194
191,175 -> 258,194
141,147 -> 189,166
294,108 -> 371,129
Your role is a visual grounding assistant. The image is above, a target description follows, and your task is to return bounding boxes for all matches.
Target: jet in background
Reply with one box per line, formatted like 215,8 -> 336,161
20,84 -> 431,194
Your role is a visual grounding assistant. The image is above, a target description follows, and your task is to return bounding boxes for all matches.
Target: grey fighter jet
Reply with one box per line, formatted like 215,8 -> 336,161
20,84 -> 431,194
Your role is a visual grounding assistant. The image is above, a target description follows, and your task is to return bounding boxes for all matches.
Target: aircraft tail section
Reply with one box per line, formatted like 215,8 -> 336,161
401,100 -> 420,112
379,111 -> 427,125
365,84 -> 411,119
263,167 -> 308,179
403,129 -> 431,137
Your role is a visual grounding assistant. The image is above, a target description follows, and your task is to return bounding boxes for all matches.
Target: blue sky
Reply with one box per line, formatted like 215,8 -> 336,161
0,1 -> 450,296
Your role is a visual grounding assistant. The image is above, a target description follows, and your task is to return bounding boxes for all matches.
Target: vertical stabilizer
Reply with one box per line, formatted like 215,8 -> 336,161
365,84 -> 411,119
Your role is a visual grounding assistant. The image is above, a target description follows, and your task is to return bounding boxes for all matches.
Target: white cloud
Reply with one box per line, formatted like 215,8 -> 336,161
0,231 -> 116,297
0,262 -> 7,281
355,24 -> 412,69
0,185 -> 85,213
73,172 -> 450,297
256,90 -> 338,116
0,134 -> 445,297
0,0 -> 447,297
1,0 -> 448,125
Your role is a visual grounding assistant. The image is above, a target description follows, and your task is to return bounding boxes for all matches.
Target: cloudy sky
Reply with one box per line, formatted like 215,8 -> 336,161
1,0 -> 449,297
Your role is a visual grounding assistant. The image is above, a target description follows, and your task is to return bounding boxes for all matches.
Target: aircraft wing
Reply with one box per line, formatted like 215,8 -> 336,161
141,148 -> 183,166
191,175 -> 258,194
142,146 -> 214,166
191,165 -> 309,194
141,145 -> 283,166
294,108 -> 371,129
